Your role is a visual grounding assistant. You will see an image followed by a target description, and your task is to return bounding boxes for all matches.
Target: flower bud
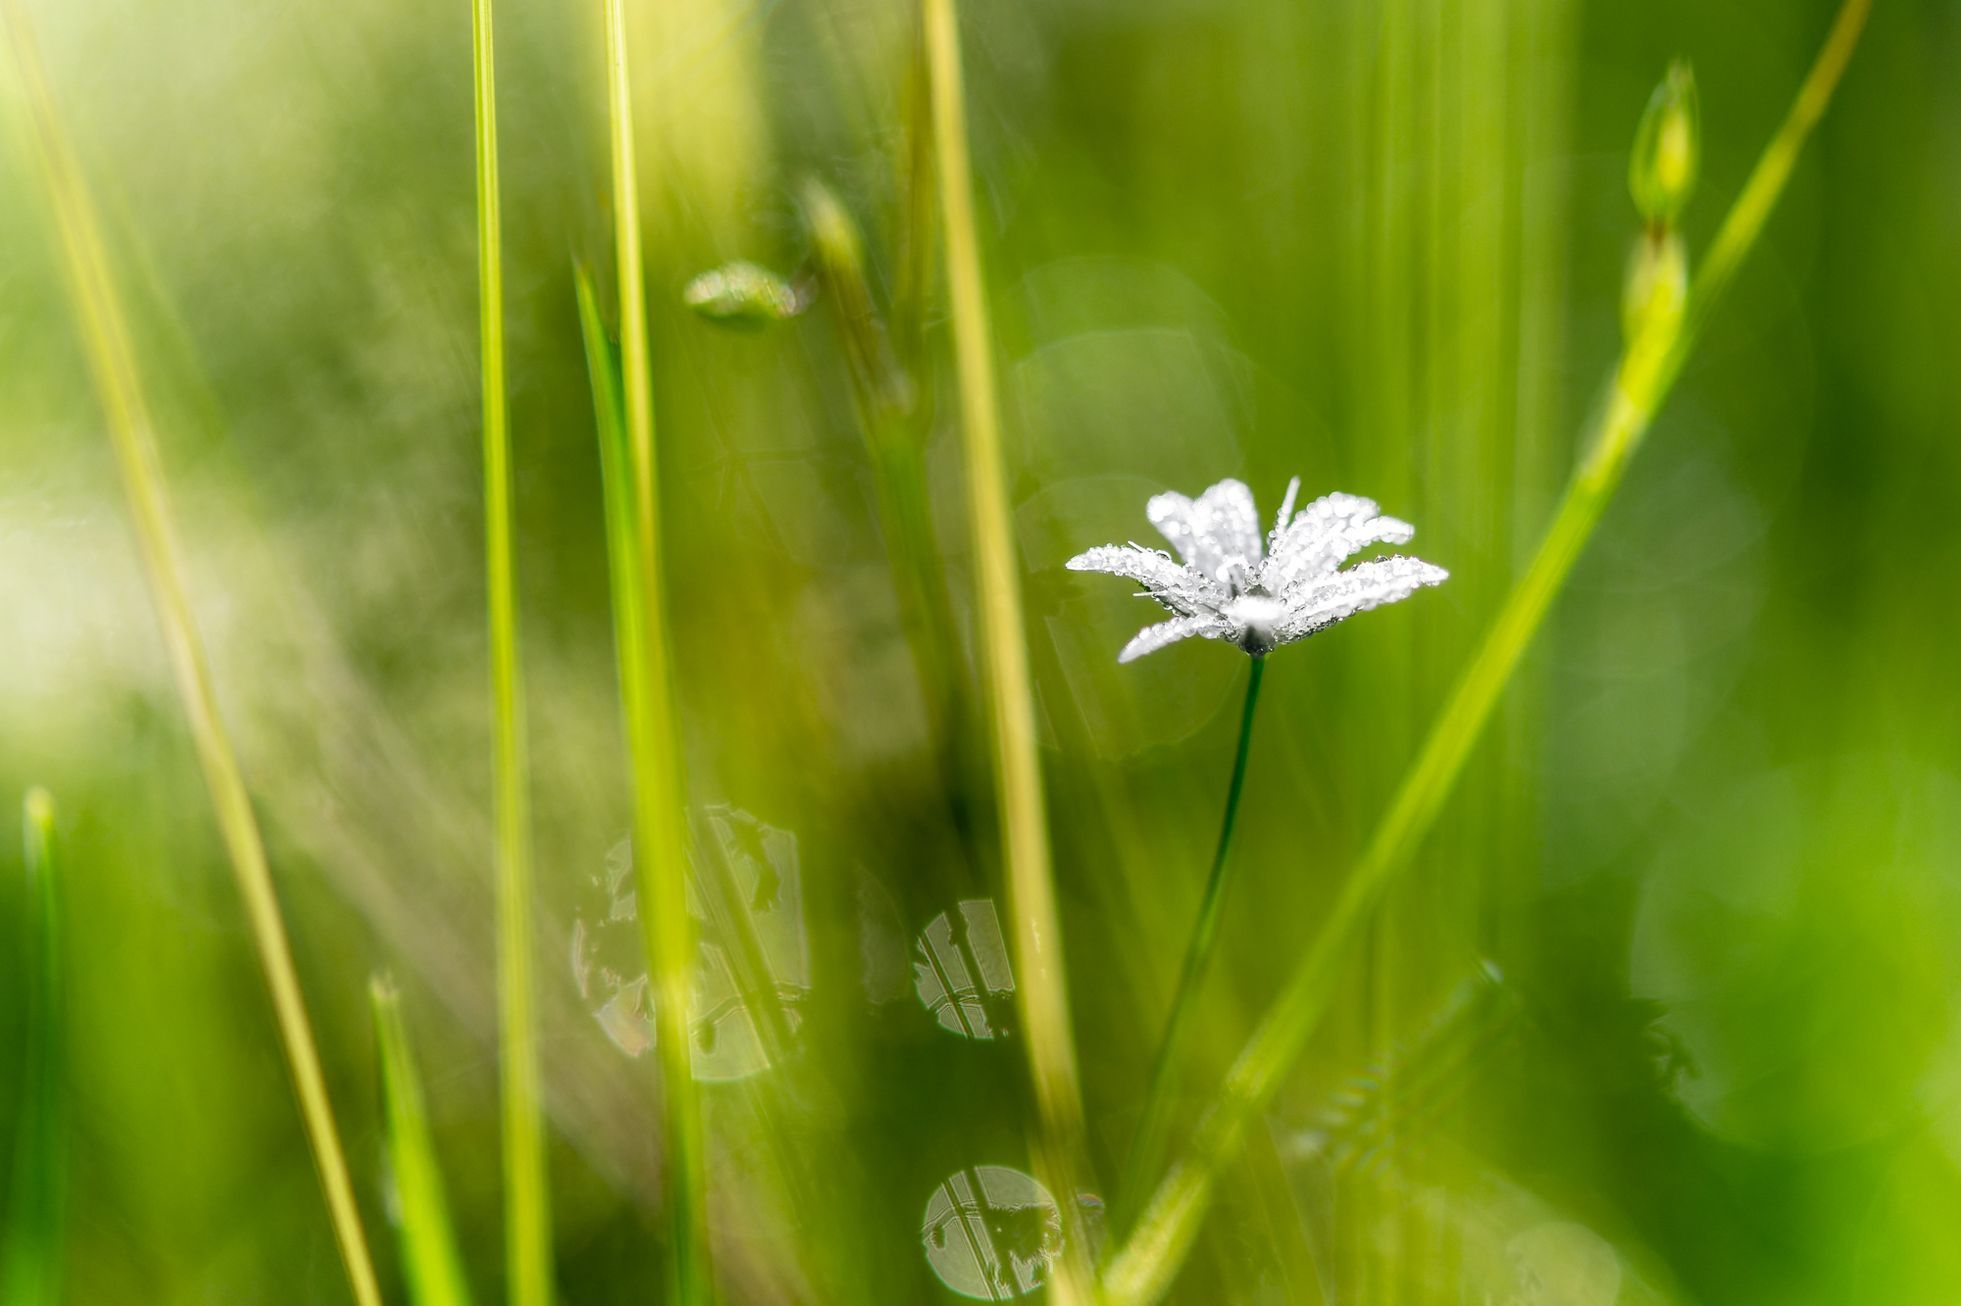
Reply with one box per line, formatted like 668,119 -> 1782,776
1629,61 -> 1699,224
1622,228 -> 1688,349
682,260 -> 807,328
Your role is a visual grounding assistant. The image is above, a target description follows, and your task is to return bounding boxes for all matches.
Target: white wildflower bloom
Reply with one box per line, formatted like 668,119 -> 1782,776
1066,476 -> 1448,663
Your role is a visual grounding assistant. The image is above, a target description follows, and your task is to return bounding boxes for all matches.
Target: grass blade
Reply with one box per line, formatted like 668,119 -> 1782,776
598,4 -> 713,1297
0,11 -> 384,1303
467,0 -> 553,1298
919,0 -> 1098,1297
1103,2 -> 1873,1299
371,977 -> 475,1306
2,789 -> 64,1306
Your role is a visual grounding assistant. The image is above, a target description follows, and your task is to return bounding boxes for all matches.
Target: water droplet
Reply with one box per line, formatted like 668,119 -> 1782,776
912,899 -> 1016,1040
570,805 -> 810,1081
920,1165 -> 1061,1300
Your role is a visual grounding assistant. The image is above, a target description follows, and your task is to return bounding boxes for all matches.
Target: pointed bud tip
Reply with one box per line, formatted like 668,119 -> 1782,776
1630,60 -> 1700,224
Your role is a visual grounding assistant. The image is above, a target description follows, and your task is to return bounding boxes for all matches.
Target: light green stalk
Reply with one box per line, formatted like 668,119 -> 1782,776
469,0 -> 551,1299
371,977 -> 475,1306
1116,656 -> 1265,1234
2,790 -> 64,1306
599,4 -> 713,1298
919,0 -> 1098,1298
0,12 -> 383,1304
1102,2 -> 1873,1300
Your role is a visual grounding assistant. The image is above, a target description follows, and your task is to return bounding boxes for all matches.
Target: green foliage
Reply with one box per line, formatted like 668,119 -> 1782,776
2,0 -> 1950,1300
371,977 -> 476,1306
2,790 -> 64,1306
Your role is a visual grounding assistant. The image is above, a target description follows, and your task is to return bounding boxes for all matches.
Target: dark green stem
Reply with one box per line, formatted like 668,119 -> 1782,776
1115,655 -> 1266,1233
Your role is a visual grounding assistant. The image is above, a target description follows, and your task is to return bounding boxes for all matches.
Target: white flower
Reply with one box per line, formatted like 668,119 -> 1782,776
1066,476 -> 1448,663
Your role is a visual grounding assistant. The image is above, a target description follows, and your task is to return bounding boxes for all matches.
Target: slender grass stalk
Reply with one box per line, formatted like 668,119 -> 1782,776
598,4 -> 713,1298
919,0 -> 1098,1297
1115,656 -> 1265,1233
1,789 -> 64,1306
468,0 -> 552,1299
0,13 -> 383,1304
1102,3 -> 1872,1300
370,976 -> 475,1306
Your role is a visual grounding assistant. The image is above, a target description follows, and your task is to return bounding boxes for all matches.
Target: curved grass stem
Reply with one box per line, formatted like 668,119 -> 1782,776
1102,3 -> 1872,1300
0,12 -> 384,1304
1115,655 -> 1265,1236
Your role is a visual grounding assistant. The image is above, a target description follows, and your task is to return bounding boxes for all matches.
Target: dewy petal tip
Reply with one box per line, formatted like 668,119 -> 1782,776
1067,475 -> 1447,663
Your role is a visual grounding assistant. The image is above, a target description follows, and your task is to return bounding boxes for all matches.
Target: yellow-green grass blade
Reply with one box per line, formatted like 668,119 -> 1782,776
1102,2 -> 1874,1300
371,977 -> 475,1306
2,790 -> 64,1306
599,3 -> 713,1297
575,265 -> 635,681
468,0 -> 552,1298
0,10 -> 384,1303
920,0 -> 1098,1298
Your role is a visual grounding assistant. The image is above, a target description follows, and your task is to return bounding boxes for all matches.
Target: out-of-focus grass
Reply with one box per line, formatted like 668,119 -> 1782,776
0,7 -> 381,1300
598,1 -> 711,1295
2,789 -> 63,1306
1106,12 -> 1872,1296
465,0 -> 553,1296
921,0 -> 1098,1299
3,0 -> 1959,1300
370,976 -> 475,1306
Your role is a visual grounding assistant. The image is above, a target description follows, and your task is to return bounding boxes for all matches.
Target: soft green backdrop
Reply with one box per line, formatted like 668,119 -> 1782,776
2,0 -> 1957,1301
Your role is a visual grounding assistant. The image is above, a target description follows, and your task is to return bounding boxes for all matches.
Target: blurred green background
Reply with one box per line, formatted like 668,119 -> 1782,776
3,0 -> 1958,1300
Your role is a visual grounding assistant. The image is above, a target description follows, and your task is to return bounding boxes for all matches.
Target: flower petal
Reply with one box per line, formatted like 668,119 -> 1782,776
1117,614 -> 1222,663
1262,492 -> 1417,589
1271,476 -> 1301,541
1280,555 -> 1449,641
1066,544 -> 1219,616
1149,478 -> 1263,584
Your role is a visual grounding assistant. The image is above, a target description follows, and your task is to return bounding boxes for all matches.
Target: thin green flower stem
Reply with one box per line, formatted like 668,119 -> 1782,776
2,789 -> 64,1306
920,0 -> 1098,1298
469,1 -> 551,1299
0,13 -> 383,1304
1115,655 -> 1265,1235
1102,2 -> 1871,1300
600,2 -> 713,1299
370,976 -> 476,1306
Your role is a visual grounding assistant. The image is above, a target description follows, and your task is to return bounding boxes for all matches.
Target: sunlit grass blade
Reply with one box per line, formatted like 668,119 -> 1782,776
1103,2 -> 1873,1300
575,266 -> 633,663
2,789 -> 64,1306
0,11 -> 384,1304
370,976 -> 475,1306
920,0 -> 1098,1297
467,0 -> 552,1299
598,3 -> 713,1297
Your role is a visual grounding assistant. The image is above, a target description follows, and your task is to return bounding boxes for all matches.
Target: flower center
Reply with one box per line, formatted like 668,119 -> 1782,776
1223,593 -> 1285,655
